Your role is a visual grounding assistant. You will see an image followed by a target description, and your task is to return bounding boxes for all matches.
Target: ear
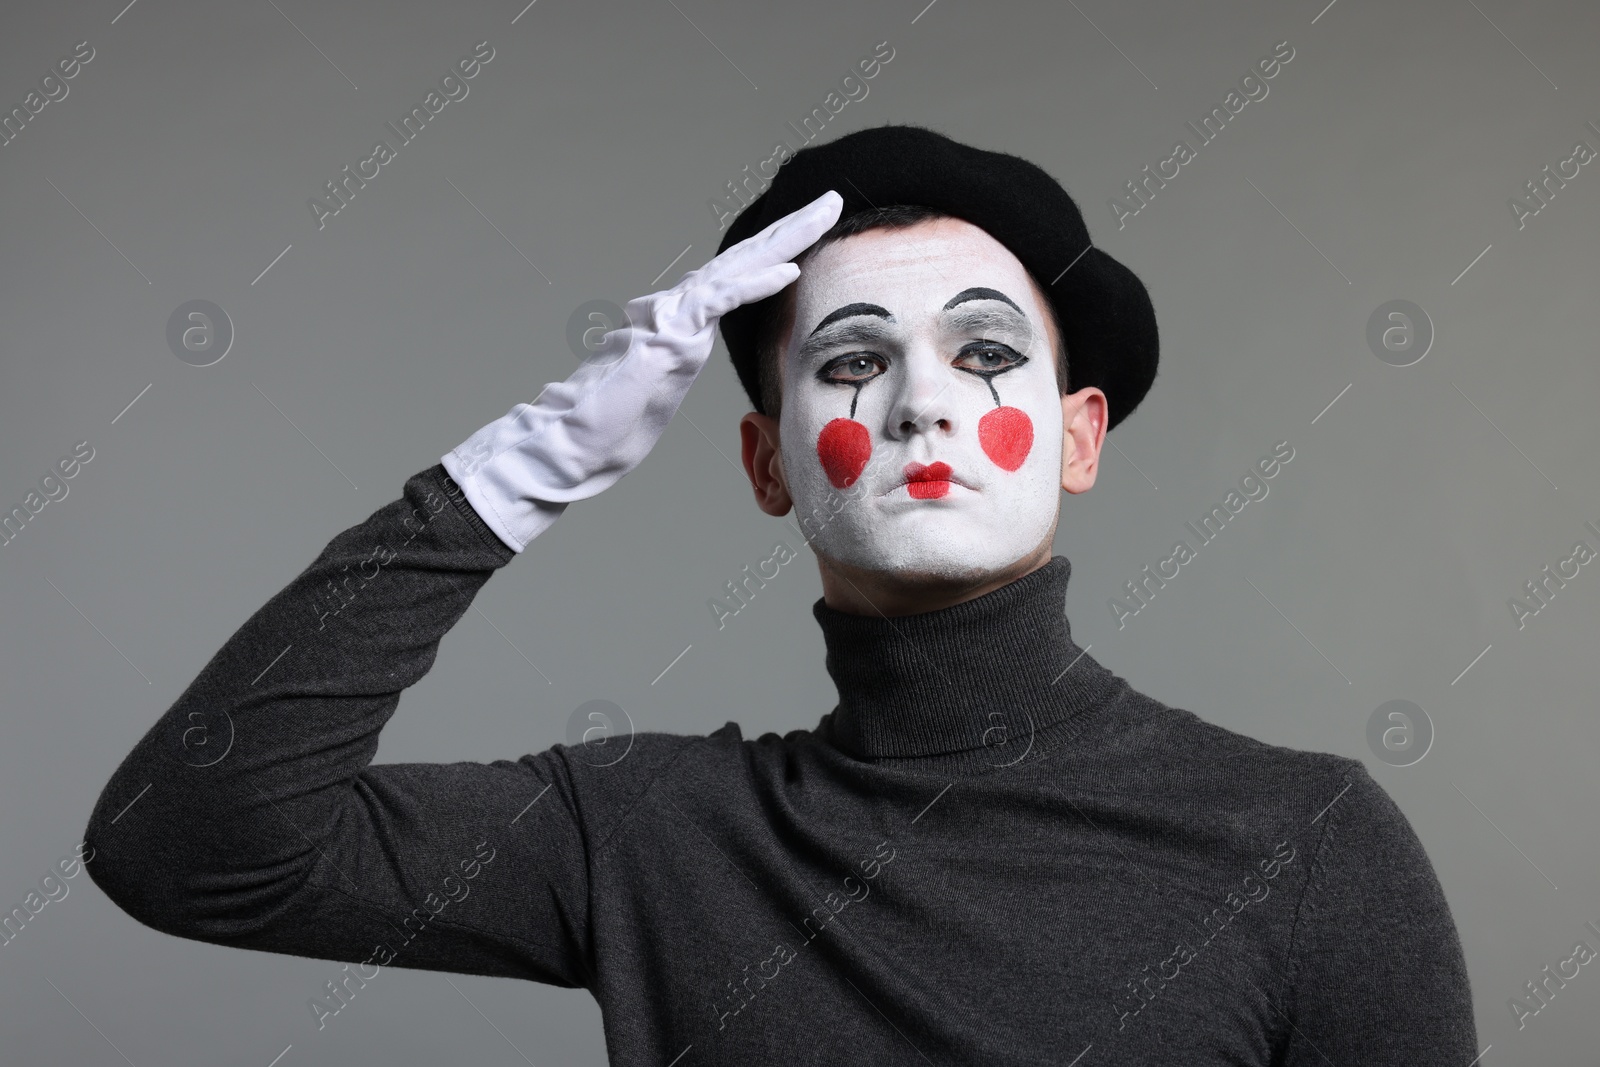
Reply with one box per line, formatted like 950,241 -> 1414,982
740,411 -> 793,516
1060,387 -> 1107,494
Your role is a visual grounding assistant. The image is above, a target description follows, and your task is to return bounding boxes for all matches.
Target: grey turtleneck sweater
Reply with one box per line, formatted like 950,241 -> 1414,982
83,463 -> 1478,1065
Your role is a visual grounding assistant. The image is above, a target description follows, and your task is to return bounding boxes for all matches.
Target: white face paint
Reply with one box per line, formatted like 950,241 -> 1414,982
777,217 -> 1066,581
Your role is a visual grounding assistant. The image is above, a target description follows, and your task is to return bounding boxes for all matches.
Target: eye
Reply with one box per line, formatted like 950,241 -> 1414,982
954,342 -> 1028,375
818,353 -> 886,385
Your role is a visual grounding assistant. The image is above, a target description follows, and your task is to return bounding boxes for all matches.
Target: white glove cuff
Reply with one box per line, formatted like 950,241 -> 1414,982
441,404 -> 571,554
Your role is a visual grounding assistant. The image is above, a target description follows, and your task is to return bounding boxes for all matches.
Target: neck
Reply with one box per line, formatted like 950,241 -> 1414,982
812,553 -> 1131,768
815,537 -> 1055,617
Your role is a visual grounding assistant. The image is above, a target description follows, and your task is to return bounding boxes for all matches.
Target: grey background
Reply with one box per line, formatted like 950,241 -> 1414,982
2,0 -> 1596,1062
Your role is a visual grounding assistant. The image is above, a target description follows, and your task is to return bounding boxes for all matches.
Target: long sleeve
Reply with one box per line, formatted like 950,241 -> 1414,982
82,464 -> 596,989
1281,764 -> 1479,1063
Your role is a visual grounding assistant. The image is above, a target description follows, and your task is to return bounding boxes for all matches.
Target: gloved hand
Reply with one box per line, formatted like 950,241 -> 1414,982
442,189 -> 843,553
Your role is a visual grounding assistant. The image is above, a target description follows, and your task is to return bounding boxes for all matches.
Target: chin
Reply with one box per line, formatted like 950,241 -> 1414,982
813,515 -> 1050,588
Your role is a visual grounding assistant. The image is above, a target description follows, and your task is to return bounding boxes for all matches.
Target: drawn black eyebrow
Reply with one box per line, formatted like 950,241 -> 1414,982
806,302 -> 894,339
798,297 -> 1035,366
799,304 -> 899,366
941,305 -> 1033,341
942,288 -> 1035,352
943,287 -> 1024,315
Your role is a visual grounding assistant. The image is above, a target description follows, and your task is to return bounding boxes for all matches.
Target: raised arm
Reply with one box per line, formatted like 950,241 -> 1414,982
83,190 -> 845,992
83,465 -> 605,986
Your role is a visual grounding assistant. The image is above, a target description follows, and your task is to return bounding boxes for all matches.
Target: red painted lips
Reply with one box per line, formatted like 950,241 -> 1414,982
902,461 -> 954,499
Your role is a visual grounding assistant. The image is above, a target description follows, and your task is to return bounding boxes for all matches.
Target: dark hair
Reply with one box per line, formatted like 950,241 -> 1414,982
747,204 -> 1067,420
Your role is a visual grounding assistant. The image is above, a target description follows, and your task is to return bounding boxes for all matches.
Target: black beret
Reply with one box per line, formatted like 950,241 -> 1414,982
715,123 -> 1159,433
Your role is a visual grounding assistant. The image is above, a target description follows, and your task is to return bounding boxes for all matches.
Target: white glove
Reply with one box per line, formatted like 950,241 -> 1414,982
442,189 -> 843,553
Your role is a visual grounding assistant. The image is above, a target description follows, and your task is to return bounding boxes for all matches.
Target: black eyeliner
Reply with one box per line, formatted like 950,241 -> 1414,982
955,343 -> 1028,405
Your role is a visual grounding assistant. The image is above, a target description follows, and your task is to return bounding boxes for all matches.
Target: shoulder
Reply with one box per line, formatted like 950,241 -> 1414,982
1095,697 -> 1451,925
541,722 -> 739,785
540,718 -> 815,789
1087,690 -> 1386,835
512,725 -> 750,858
1096,688 -> 1359,782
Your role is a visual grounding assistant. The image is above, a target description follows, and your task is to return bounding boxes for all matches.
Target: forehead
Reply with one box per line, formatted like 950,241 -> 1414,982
792,217 -> 1043,329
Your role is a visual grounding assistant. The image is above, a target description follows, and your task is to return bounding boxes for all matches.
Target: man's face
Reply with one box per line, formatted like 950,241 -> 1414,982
775,217 -> 1067,582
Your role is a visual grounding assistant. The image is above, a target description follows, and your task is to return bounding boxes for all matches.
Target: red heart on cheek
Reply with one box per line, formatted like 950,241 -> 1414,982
979,406 -> 1033,471
817,418 -> 872,488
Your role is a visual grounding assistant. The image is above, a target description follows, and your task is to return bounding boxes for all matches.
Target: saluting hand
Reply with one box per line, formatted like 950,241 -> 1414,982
442,189 -> 843,552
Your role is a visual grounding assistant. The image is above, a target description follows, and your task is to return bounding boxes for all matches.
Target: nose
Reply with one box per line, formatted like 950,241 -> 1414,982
884,341 -> 959,441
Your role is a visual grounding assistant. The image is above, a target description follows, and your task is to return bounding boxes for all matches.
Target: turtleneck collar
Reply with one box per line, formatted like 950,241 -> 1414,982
811,555 -> 1131,766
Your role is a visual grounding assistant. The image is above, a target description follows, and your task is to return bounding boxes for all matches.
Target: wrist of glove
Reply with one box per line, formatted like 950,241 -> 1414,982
441,190 -> 842,554
439,293 -> 697,553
